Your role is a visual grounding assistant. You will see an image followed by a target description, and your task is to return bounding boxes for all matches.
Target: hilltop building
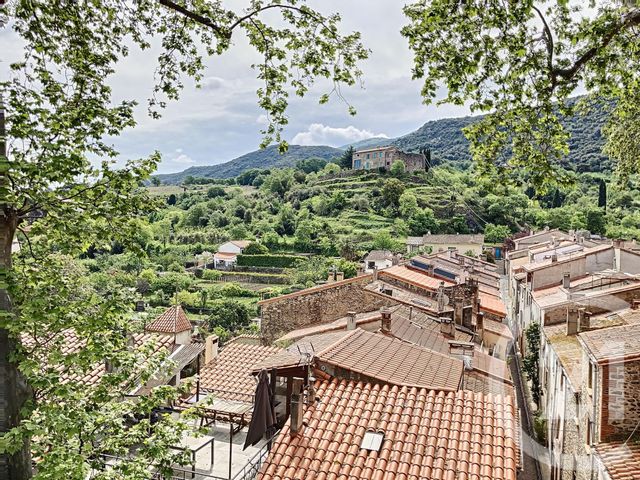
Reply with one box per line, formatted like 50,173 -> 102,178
351,146 -> 425,172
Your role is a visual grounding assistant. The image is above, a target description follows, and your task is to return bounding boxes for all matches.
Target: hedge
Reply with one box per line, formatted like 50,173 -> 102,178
237,254 -> 304,268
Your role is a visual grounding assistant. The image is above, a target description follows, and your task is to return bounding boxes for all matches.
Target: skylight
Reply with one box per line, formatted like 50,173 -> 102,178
360,431 -> 384,452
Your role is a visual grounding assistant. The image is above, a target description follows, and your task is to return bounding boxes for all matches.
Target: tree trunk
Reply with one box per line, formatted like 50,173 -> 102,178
0,106 -> 33,477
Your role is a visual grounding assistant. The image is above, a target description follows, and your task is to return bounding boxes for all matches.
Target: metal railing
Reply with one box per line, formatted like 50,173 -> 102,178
231,432 -> 279,480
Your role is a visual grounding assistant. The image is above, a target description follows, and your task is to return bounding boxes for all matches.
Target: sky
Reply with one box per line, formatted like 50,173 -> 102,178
1,2 -> 473,174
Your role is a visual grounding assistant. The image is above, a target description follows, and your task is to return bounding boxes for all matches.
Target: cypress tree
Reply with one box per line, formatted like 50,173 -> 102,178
598,179 -> 607,210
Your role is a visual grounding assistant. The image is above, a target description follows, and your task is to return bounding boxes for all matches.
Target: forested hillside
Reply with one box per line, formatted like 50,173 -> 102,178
155,145 -> 343,184
155,98 -> 611,184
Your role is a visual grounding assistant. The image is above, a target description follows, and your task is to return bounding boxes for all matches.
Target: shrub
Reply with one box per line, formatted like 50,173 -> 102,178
202,269 -> 223,281
168,261 -> 184,272
237,254 -> 303,268
151,272 -> 193,296
244,242 -> 269,254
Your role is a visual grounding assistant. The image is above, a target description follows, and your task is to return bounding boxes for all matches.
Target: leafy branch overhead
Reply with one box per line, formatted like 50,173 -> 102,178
1,0 -> 367,476
402,0 -> 640,189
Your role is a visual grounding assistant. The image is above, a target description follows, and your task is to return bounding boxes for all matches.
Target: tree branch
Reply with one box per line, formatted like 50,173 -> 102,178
158,0 -> 227,36
552,8 -> 640,84
532,6 -> 555,89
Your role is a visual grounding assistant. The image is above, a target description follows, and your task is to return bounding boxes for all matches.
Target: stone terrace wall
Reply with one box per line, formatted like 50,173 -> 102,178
259,275 -> 396,344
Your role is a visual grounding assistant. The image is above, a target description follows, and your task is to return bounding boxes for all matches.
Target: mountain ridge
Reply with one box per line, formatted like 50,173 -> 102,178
155,102 -> 610,184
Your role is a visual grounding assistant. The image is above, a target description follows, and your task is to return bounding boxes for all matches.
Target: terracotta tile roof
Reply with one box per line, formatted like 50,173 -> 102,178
214,251 -> 237,259
316,330 -> 464,391
145,305 -> 192,334
230,240 -> 252,248
21,330 -> 175,386
484,318 -> 513,339
364,249 -> 394,261
258,378 -> 519,480
479,292 -> 507,317
387,311 -> 512,386
464,371 -> 516,397
276,309 -> 394,343
254,331 -> 353,372
388,306 -> 473,352
596,442 -> 640,480
199,341 -> 281,403
379,265 -> 455,292
579,319 -> 640,364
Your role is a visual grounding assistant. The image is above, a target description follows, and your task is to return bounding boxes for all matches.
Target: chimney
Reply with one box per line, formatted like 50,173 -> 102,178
427,264 -> 435,276
529,252 -> 535,262
437,282 -> 446,311
632,300 -> 640,310
204,334 -> 219,364
476,312 -> 484,336
290,377 -> 305,436
551,254 -> 558,263
380,308 -> 392,333
567,313 -> 578,336
578,308 -> 591,331
562,272 -> 570,289
440,317 -> 455,339
372,266 -> 378,281
335,271 -> 344,282
459,256 -> 465,266
409,306 -> 413,321
346,311 -> 357,331
552,235 -> 557,247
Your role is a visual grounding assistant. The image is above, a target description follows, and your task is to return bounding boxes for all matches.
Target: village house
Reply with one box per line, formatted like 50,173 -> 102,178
406,233 -> 485,256
362,249 -> 398,273
540,306 -> 640,480
254,326 -> 521,480
214,239 -> 251,269
351,145 -> 425,172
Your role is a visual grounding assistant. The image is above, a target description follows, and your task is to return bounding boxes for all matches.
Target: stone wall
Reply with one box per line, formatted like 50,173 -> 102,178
259,275 -> 396,344
394,150 -> 425,172
600,359 -> 640,441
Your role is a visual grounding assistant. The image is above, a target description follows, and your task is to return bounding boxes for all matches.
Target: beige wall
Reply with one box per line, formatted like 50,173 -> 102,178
428,243 -> 483,256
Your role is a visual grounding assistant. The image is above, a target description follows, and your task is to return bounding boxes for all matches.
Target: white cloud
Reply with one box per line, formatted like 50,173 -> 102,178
291,123 -> 388,146
201,76 -> 227,91
256,114 -> 269,124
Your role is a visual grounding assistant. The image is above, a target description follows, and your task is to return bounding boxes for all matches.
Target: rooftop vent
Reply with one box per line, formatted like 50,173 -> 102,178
361,431 -> 384,452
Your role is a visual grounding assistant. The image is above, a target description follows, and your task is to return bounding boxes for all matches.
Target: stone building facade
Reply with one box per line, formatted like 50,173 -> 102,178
351,146 -> 425,172
258,275 -> 396,344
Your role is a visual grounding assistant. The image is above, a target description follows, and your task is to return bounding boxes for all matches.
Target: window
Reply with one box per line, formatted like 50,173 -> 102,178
588,362 -> 595,393
361,431 -> 384,452
354,159 -> 361,168
365,162 -> 370,170
366,153 -> 370,159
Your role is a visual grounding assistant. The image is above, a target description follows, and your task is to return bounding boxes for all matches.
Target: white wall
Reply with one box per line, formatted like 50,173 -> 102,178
218,242 -> 243,254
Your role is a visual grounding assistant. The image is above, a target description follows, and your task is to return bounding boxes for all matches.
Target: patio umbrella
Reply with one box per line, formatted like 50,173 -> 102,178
243,369 -> 276,450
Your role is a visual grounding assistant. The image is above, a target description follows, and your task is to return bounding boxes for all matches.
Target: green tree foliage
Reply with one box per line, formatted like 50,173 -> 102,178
338,146 -> 355,169
523,322 -> 541,406
167,193 -> 177,206
399,192 -> 419,219
381,178 -> 406,209
586,208 -> 607,235
484,224 -> 511,244
407,209 -> 439,236
296,157 -> 328,174
263,169 -> 296,199
402,1 -> 640,188
207,300 -> 250,332
151,177 -> 162,186
207,186 -> 227,199
243,242 -> 269,255
390,160 -> 406,177
372,231 -> 403,252
598,179 -> 607,209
